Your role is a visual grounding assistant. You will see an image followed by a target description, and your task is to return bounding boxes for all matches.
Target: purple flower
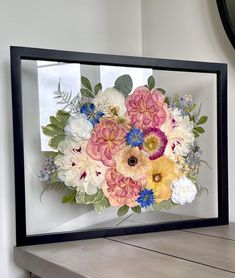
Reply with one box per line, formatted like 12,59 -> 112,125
142,128 -> 168,160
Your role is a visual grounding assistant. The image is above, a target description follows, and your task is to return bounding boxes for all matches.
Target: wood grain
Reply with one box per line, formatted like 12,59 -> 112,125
184,223 -> 235,240
15,236 -> 235,278
112,229 -> 235,273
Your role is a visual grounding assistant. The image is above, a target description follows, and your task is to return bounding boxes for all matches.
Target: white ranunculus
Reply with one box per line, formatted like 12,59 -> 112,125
55,137 -> 106,195
64,114 -> 93,142
93,87 -> 126,116
171,176 -> 197,205
161,108 -> 194,159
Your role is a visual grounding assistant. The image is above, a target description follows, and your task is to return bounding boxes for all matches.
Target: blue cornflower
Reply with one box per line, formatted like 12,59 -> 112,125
80,103 -> 104,126
137,189 -> 155,208
126,127 -> 144,147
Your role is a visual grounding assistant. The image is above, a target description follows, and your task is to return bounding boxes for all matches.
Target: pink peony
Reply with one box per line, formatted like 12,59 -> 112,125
125,86 -> 167,129
102,168 -> 142,207
86,118 -> 129,167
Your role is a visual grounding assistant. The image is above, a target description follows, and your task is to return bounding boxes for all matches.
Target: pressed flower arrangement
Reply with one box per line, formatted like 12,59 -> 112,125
39,74 -> 208,217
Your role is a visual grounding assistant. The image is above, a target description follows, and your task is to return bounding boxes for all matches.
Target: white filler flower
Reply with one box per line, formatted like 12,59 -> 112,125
64,114 -> 93,141
93,87 -> 127,116
171,176 -> 197,205
55,137 -> 106,195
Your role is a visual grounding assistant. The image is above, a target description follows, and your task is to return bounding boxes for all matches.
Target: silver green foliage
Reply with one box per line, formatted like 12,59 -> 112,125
114,74 -> 133,96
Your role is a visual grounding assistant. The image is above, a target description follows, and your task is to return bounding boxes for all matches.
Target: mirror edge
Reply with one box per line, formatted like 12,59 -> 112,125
217,0 -> 235,49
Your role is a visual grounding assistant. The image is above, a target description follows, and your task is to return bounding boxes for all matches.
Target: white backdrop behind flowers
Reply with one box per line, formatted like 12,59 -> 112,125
21,61 -> 217,235
153,70 -> 217,219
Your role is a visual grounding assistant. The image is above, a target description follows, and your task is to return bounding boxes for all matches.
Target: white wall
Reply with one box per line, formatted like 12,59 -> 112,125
141,0 -> 235,220
0,1 -> 142,277
1,0 -> 234,277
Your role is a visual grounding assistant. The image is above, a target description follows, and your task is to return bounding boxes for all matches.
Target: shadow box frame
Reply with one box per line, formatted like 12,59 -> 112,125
10,46 -> 228,246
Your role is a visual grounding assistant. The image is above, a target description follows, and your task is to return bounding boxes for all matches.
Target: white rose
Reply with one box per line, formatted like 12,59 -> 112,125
93,87 -> 126,116
64,114 -> 93,142
171,176 -> 197,205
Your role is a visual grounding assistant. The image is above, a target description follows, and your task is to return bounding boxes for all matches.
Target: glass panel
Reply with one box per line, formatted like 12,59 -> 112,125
21,60 -> 218,235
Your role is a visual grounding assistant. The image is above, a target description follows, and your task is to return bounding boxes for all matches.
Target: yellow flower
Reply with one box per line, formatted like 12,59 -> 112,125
146,156 -> 181,203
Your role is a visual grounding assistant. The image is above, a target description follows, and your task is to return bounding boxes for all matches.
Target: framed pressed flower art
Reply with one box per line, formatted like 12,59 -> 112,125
10,46 -> 228,246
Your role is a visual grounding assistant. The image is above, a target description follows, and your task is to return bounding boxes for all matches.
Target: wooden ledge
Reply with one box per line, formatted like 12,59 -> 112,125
14,224 -> 235,278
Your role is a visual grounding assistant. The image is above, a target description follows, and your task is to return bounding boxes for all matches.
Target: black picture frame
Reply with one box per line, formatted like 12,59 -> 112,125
217,0 -> 235,49
10,46 -> 228,247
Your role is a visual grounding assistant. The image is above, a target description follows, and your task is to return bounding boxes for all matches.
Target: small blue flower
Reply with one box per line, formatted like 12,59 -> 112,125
137,189 -> 155,208
38,170 -> 50,182
80,103 -> 95,115
126,127 -> 144,147
80,103 -> 104,126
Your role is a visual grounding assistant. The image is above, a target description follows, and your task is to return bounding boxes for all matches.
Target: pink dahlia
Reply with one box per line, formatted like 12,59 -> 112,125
102,168 -> 142,207
86,118 -> 129,167
143,128 -> 168,160
125,86 -> 167,129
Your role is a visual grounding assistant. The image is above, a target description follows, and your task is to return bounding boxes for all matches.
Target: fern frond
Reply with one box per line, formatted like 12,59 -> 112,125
195,183 -> 209,196
40,181 -> 67,201
53,80 -> 73,105
53,80 -> 81,114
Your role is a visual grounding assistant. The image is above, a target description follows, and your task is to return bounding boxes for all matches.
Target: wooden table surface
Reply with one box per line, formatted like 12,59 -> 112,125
14,224 -> 235,278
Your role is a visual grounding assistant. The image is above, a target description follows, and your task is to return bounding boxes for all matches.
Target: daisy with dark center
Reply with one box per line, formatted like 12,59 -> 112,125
126,127 -> 144,147
137,189 -> 155,208
143,128 -> 168,160
115,146 -> 150,180
80,102 -> 104,126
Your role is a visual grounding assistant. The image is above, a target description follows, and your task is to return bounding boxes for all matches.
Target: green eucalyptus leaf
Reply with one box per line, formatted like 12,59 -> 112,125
197,116 -> 208,125
193,131 -> 200,138
48,134 -> 65,149
164,96 -> 170,105
117,205 -> 129,217
131,206 -> 141,214
62,190 -> 76,204
94,83 -> 102,95
114,74 -> 133,96
147,75 -> 155,90
81,76 -> 92,91
194,126 -> 205,134
80,88 -> 94,98
156,88 -> 166,95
